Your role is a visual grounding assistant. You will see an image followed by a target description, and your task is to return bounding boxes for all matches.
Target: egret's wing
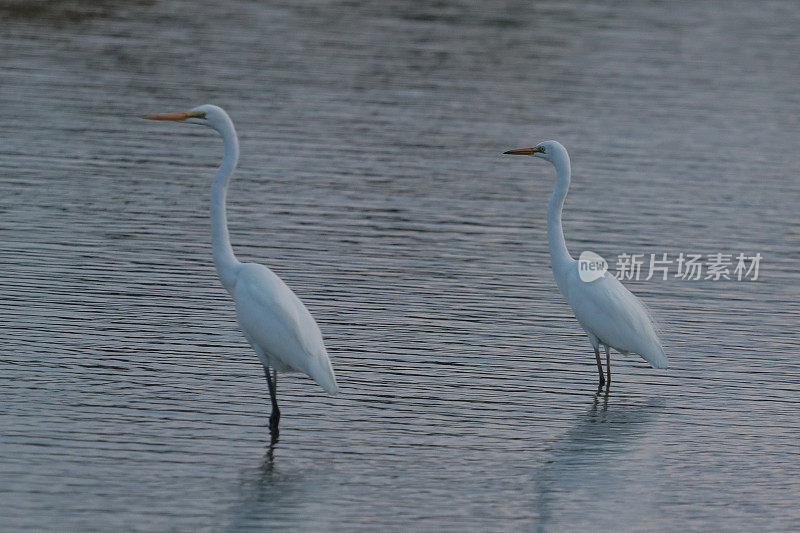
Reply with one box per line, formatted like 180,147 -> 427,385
232,263 -> 338,393
564,269 -> 667,368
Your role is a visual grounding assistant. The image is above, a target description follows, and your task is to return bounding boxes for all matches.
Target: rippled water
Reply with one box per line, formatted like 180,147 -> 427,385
2,0 -> 799,530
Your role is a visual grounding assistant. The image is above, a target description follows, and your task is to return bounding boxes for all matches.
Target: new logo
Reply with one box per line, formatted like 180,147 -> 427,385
578,251 -> 608,282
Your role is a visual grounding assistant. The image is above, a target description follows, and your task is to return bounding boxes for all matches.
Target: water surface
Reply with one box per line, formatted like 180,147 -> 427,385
1,0 -> 799,530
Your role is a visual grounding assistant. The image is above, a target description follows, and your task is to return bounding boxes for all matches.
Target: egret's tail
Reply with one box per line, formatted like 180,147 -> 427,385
640,344 -> 668,369
307,353 -> 339,395
637,300 -> 668,369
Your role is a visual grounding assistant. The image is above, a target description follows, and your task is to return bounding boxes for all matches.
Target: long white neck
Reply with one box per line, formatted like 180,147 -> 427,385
210,117 -> 241,292
546,150 -> 574,275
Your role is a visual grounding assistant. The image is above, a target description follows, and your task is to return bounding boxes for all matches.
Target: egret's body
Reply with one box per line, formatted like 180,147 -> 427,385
505,141 -> 666,388
146,105 -> 338,439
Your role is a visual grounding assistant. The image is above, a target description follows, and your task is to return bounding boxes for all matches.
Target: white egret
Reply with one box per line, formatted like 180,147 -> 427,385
504,141 -> 667,388
145,105 -> 339,439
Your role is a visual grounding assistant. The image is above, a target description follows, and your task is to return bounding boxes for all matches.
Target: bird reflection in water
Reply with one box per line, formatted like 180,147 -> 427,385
225,446 -> 288,532
533,392 -> 665,531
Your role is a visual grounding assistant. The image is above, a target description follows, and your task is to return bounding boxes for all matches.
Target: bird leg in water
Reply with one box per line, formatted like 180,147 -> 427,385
264,367 -> 281,439
594,348 -> 606,389
604,344 -> 611,388
593,347 -> 605,389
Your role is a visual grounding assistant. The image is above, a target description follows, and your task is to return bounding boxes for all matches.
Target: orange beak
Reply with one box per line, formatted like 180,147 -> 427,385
143,110 -> 206,121
503,147 -> 540,156
144,111 -> 192,121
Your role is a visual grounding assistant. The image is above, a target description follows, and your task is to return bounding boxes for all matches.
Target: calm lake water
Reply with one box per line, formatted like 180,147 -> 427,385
1,0 -> 799,531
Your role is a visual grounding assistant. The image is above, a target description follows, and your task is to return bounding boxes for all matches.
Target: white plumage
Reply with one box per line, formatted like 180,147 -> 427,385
233,262 -> 338,393
505,140 -> 666,387
146,104 -> 338,440
559,265 -> 668,370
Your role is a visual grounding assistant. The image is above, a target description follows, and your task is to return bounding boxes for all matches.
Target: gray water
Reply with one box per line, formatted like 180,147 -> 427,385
1,0 -> 799,531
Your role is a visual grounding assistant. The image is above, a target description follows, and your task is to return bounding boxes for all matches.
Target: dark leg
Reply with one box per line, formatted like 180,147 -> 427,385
594,347 -> 605,389
264,366 -> 280,441
604,345 -> 611,389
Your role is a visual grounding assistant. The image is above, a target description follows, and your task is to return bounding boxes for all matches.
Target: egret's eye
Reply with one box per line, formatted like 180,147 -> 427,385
538,146 -> 546,153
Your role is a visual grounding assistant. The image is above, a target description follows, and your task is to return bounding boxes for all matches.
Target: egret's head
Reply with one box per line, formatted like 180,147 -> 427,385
503,140 -> 566,163
144,104 -> 229,130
